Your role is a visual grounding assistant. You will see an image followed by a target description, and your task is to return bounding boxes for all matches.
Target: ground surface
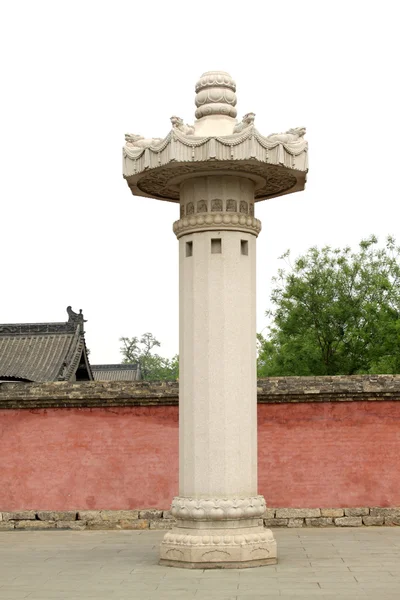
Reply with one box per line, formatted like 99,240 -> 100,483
0,528 -> 399,599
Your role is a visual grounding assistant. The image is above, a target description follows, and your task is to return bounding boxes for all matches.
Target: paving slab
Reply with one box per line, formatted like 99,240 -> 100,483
0,527 -> 400,598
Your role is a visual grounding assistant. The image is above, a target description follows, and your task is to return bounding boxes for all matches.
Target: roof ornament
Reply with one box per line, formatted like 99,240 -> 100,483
57,360 -> 68,381
66,306 -> 86,324
170,116 -> 195,136
266,127 -> 307,143
124,133 -> 163,150
233,112 -> 256,133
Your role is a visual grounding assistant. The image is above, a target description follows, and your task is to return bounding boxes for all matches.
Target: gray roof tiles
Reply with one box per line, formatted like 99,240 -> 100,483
0,308 -> 92,382
91,364 -> 140,381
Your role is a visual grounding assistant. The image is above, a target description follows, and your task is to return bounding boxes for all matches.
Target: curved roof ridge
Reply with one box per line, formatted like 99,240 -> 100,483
0,307 -> 92,382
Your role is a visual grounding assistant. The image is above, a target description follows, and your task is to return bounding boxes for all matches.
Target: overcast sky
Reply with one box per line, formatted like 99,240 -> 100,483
1,1 -> 399,363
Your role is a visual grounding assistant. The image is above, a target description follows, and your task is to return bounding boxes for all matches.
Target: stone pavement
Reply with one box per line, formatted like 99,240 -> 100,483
0,527 -> 400,599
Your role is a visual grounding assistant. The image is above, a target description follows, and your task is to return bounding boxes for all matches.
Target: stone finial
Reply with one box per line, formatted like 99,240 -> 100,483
194,71 -> 237,119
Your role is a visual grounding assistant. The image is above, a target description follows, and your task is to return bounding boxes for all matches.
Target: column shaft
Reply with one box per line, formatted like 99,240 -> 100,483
160,175 -> 277,568
179,229 -> 257,496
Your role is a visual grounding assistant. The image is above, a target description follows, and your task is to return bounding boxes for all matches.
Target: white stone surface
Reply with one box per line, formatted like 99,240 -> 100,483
122,69 -> 308,203
194,71 -> 237,119
160,523 -> 277,568
122,70 -> 308,567
158,173 -> 276,567
194,114 -> 237,137
178,176 -> 257,498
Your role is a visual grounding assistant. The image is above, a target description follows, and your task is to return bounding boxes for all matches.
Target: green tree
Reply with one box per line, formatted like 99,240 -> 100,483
119,332 -> 178,381
257,236 -> 400,377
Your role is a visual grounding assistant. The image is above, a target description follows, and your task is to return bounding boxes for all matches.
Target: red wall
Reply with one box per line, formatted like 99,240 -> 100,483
1,401 -> 399,510
258,402 -> 400,508
0,407 -> 178,511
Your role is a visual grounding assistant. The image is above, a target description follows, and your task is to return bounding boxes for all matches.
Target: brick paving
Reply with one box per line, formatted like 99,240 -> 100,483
0,527 -> 400,598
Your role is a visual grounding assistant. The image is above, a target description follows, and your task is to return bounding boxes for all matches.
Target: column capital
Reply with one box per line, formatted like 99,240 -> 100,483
175,174 -> 261,238
173,213 -> 261,239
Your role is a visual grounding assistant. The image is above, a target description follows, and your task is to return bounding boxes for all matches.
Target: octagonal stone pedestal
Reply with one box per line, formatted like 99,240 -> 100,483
160,495 -> 277,568
160,527 -> 277,569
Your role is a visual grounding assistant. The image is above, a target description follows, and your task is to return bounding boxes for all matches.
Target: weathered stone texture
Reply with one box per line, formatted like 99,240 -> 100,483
384,517 -> 400,526
1,375 -> 400,409
306,517 -> 333,527
370,507 -> 400,517
85,520 -> 117,530
56,520 -> 86,530
0,381 -> 179,409
363,516 -> 384,526
261,508 -> 276,519
344,507 -> 369,517
138,509 -> 163,520
263,518 -> 289,527
162,510 -> 174,519
37,511 -> 77,521
257,375 -> 400,404
287,518 -> 304,528
117,519 -> 149,530
15,520 -> 55,529
275,508 -> 320,519
99,510 -> 139,521
86,518 -> 148,530
149,519 -> 175,530
334,517 -> 362,527
2,511 -> 36,521
0,508 -> 398,529
321,508 -> 344,518
77,510 -> 99,521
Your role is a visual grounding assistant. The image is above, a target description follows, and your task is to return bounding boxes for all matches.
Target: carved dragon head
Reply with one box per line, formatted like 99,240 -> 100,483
125,133 -> 143,143
287,127 -> 306,138
243,112 -> 256,125
170,116 -> 184,128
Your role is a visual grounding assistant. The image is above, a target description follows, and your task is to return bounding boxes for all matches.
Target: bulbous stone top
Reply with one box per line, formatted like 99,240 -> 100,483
195,71 -> 237,119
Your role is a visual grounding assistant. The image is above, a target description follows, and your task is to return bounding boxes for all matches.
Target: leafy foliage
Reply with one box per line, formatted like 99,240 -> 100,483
257,236 -> 400,376
120,333 -> 178,381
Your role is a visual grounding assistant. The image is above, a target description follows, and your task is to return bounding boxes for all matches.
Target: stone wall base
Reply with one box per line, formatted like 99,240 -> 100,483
1,508 -> 400,530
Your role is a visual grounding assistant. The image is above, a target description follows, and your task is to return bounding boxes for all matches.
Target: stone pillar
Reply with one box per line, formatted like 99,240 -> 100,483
159,175 -> 277,568
122,69 -> 308,569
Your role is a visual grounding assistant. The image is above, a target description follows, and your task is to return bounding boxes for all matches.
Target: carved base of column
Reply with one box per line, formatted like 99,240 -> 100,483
159,524 -> 277,569
160,496 -> 277,569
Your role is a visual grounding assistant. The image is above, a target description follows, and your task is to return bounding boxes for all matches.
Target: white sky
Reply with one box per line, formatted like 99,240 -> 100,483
1,1 -> 399,363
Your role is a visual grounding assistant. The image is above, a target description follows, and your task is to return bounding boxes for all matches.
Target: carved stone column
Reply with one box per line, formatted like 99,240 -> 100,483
158,174 -> 276,567
122,70 -> 308,568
